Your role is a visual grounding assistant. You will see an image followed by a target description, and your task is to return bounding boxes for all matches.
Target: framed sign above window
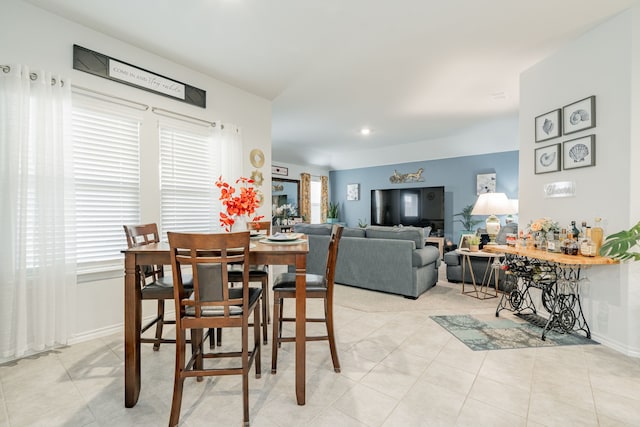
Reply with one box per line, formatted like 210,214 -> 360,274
272,165 -> 288,176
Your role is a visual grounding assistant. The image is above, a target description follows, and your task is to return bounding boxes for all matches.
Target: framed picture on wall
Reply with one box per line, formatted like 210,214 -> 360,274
346,183 -> 360,201
272,165 -> 288,176
534,143 -> 561,174
562,96 -> 596,135
476,173 -> 496,195
563,135 -> 595,170
535,109 -> 561,142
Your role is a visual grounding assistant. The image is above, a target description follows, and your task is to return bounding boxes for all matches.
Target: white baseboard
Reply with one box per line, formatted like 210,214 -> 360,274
68,323 -> 123,345
591,332 -> 640,358
67,310 -> 176,346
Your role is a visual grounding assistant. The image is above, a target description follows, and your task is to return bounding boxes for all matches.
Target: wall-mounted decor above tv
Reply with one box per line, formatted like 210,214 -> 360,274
371,186 -> 445,231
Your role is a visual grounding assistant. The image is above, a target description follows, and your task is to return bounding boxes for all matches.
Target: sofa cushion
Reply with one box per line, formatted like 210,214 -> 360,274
365,226 -> 424,248
443,251 -> 461,266
412,246 -> 440,268
293,223 -> 332,235
476,222 -> 518,244
496,222 -> 518,244
342,227 -> 366,238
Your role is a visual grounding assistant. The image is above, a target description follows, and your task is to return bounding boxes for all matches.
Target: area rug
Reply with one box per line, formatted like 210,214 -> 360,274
430,314 -> 597,351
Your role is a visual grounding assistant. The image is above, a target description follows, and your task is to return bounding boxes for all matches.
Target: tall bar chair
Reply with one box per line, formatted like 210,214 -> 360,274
167,231 -> 261,427
227,220 -> 272,344
123,223 -> 183,351
271,224 -> 344,374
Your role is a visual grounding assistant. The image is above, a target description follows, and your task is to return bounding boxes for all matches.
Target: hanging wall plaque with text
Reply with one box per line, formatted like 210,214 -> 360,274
73,45 -> 206,108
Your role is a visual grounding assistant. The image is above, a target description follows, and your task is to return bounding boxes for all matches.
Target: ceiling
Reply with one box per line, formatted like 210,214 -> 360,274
25,0 -> 638,169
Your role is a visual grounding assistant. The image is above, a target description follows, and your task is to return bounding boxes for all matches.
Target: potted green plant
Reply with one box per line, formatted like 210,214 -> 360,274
454,204 -> 483,232
327,202 -> 339,223
468,235 -> 481,252
358,218 -> 368,228
599,221 -> 640,261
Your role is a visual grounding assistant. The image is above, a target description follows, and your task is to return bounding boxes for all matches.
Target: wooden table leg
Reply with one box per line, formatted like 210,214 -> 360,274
295,253 -> 306,405
124,252 -> 141,407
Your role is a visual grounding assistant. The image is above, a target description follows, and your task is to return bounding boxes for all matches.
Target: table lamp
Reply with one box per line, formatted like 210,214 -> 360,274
470,192 -> 516,244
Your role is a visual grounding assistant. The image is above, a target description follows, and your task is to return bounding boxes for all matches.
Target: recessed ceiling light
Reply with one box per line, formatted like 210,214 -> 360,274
360,127 -> 371,135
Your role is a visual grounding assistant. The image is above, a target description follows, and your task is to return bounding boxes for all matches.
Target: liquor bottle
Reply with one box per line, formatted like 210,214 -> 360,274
571,221 -> 580,240
592,217 -> 604,255
563,232 -> 579,255
526,233 -> 534,249
559,227 -> 567,243
546,230 -> 560,252
580,227 -> 596,256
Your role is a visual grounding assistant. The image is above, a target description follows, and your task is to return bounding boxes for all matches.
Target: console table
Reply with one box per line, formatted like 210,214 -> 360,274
483,245 -> 616,340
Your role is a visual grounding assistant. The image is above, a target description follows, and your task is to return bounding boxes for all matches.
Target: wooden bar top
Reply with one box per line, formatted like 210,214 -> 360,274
482,244 -> 618,265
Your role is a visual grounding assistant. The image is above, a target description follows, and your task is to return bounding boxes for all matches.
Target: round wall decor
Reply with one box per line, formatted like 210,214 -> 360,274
250,148 -> 265,168
251,170 -> 264,186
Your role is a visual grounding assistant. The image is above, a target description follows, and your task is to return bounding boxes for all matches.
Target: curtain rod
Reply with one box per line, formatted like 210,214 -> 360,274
2,64 -> 67,86
152,107 -> 216,128
72,85 -> 149,111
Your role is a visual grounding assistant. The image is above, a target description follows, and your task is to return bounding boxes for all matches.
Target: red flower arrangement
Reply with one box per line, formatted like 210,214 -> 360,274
215,176 -> 264,232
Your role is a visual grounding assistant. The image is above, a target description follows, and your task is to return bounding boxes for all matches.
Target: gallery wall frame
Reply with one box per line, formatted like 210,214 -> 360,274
534,143 -> 561,174
346,183 -> 360,201
476,173 -> 496,195
535,109 -> 561,142
563,135 -> 595,170
562,96 -> 596,135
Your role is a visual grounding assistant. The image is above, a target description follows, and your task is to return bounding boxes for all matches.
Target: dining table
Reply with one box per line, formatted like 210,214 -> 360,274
122,236 -> 309,408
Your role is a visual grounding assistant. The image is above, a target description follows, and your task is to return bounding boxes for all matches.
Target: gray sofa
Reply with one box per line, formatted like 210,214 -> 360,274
444,222 -> 518,290
292,224 -> 440,299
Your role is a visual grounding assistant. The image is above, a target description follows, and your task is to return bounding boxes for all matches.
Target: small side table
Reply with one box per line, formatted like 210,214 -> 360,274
456,249 -> 503,300
425,236 -> 445,259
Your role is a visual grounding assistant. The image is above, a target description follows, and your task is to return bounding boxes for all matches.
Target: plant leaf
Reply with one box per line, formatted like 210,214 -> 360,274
599,221 -> 640,261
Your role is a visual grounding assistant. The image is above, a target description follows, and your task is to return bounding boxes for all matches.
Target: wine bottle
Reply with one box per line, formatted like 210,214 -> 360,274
571,221 -> 580,241
580,227 -> 596,256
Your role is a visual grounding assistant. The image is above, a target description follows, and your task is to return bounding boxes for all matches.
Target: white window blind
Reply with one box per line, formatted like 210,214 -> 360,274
72,100 -> 141,268
160,123 -> 218,236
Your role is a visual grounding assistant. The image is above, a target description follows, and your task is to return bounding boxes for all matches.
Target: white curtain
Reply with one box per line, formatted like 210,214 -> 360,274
0,65 -> 76,362
218,122 -> 243,180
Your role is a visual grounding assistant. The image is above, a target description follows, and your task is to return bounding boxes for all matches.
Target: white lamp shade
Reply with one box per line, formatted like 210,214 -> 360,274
509,199 -> 519,214
471,193 -> 516,244
471,193 -> 516,216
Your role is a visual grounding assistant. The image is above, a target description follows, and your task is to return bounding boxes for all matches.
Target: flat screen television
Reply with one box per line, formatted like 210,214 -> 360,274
371,186 -> 445,232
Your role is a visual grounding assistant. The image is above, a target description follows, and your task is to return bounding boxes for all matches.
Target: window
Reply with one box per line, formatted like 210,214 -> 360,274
159,122 -> 219,235
310,179 -> 321,223
72,99 -> 141,269
403,192 -> 419,217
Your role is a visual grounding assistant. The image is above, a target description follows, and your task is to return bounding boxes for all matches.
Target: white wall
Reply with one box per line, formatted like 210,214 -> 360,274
329,114 -> 519,171
270,161 -> 330,180
520,7 -> 640,355
1,0 -> 272,342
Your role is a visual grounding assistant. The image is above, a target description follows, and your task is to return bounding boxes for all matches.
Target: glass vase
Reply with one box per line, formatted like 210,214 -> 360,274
231,215 -> 248,232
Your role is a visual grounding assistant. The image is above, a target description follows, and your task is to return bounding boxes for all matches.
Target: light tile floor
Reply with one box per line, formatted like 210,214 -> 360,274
1,266 -> 639,426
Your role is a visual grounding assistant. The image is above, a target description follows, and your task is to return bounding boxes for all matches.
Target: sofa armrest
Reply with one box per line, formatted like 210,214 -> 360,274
443,251 -> 461,266
412,246 -> 440,268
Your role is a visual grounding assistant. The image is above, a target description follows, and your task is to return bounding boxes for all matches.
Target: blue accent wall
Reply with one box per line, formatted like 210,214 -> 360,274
329,151 -> 519,242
